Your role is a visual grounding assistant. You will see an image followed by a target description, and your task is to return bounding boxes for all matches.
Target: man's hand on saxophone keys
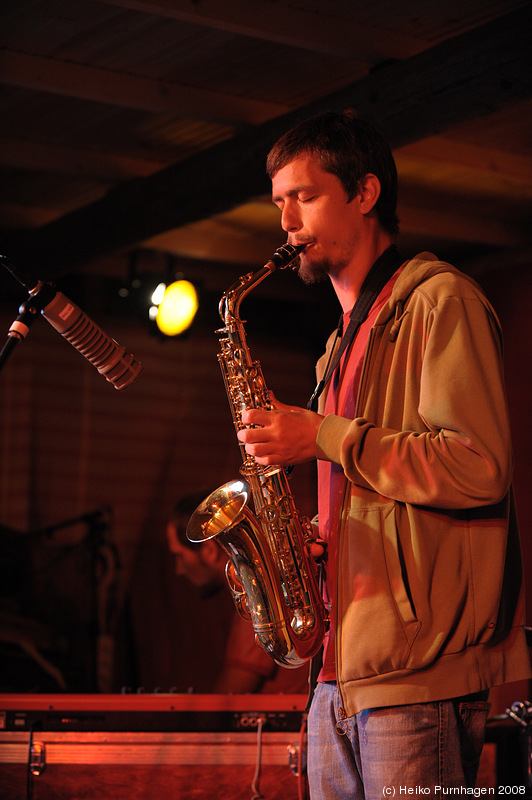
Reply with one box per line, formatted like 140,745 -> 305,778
237,391 -> 324,466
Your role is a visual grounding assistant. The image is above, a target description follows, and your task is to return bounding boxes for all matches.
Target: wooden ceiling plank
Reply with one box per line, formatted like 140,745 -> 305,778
2,5 -> 531,273
0,49 -> 289,124
396,136 -> 532,184
99,0 -> 425,61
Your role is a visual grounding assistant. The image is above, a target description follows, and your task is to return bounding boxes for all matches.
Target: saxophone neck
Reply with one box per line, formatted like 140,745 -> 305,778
219,242 -> 306,326
219,263 -> 274,326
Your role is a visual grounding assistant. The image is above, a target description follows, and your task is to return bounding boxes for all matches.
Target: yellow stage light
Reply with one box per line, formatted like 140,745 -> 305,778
155,279 -> 198,336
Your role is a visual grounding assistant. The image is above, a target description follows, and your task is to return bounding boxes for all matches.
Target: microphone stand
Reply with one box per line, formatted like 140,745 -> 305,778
0,278 -> 56,375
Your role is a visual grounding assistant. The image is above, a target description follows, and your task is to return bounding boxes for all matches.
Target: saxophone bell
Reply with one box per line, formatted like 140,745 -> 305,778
186,480 -> 254,624
187,477 -> 317,667
186,479 -> 249,543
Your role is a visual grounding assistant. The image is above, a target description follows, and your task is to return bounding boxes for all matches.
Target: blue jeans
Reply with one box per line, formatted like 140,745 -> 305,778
307,682 -> 490,800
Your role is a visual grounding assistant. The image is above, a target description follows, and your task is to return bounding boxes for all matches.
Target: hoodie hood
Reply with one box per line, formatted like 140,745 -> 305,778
377,251 -> 493,333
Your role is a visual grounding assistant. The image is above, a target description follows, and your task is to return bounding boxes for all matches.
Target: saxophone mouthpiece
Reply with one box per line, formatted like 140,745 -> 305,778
270,242 -> 306,270
292,242 -> 307,256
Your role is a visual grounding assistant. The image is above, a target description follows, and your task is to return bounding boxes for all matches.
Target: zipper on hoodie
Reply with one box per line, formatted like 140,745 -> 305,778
334,479 -> 353,729
354,303 -> 403,416
332,318 -> 395,720
331,323 -> 378,722
353,324 -> 377,419
332,280 -> 405,722
335,704 -> 348,735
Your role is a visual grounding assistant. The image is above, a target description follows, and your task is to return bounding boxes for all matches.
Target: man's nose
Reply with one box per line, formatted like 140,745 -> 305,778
281,202 -> 302,232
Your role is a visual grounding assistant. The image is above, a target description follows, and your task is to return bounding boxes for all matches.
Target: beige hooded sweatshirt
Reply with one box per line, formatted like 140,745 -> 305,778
315,253 -> 530,718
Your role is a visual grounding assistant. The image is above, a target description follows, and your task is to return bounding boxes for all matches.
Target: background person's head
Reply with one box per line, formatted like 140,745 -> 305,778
166,489 -> 228,598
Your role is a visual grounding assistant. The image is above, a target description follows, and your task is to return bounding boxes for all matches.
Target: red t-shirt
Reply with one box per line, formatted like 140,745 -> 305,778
318,269 -> 402,681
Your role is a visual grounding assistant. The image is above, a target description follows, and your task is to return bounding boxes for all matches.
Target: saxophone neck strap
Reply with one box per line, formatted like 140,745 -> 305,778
307,245 -> 403,412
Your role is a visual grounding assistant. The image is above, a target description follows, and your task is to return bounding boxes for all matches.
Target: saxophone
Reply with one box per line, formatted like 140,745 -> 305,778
187,243 -> 328,667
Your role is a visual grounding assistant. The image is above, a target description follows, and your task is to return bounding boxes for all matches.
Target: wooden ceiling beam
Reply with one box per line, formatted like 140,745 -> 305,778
2,5 -> 530,276
0,203 -> 66,229
398,202 -> 528,249
0,137 -> 163,180
99,0 -> 425,61
0,49 -> 288,124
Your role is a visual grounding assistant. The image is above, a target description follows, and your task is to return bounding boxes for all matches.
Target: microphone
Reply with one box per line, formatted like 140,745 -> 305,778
40,288 -> 143,390
1,256 -> 142,390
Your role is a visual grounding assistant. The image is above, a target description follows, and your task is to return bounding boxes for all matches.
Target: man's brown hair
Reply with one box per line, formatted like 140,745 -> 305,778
266,109 -> 399,236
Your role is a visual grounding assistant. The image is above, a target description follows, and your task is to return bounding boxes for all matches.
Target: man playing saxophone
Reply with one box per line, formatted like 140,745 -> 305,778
235,110 -> 530,797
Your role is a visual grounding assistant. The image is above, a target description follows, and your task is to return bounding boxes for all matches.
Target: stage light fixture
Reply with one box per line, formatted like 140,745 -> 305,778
123,250 -> 200,336
152,278 -> 199,336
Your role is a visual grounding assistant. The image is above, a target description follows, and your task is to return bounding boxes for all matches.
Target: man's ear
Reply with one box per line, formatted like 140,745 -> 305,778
358,173 -> 381,215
